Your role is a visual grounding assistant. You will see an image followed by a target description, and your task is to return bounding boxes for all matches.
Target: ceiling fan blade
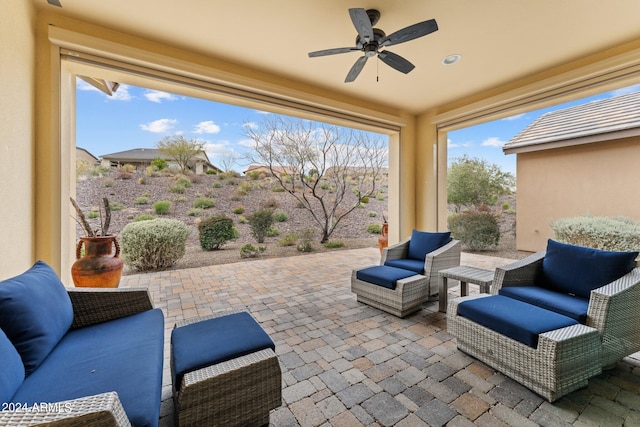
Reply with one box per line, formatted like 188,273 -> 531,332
380,19 -> 438,47
349,8 -> 374,43
378,51 -> 415,74
308,47 -> 359,58
345,56 -> 368,83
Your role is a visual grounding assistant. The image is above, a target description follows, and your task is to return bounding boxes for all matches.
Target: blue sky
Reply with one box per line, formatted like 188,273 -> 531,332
76,80 -> 639,175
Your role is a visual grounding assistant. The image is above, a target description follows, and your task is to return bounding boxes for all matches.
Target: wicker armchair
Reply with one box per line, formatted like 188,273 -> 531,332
381,237 -> 461,299
448,251 -> 640,402
0,288 -> 154,427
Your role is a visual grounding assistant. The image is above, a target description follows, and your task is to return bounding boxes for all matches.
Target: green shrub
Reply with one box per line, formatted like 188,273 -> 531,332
248,208 -> 274,243
233,206 -> 245,215
237,215 -> 249,224
187,208 -> 203,217
198,215 -> 237,250
240,243 -> 266,258
261,198 -> 279,209
297,228 -> 315,252
274,211 -> 288,222
375,192 -> 385,201
266,225 -> 280,237
448,211 -> 500,251
193,196 -> 215,209
367,223 -> 382,234
502,202 -> 511,210
169,183 -> 186,194
103,178 -> 114,188
213,182 -> 223,188
271,186 -> 285,192
206,169 -> 217,175
174,196 -> 187,203
135,196 -> 149,205
109,201 -> 125,211
151,158 -> 167,170
279,232 -> 298,246
176,176 -> 192,187
320,182 -> 330,190
324,241 -> 345,249
134,214 -> 155,222
121,163 -> 136,174
87,211 -> 100,219
360,196 -> 370,204
368,211 -> 378,218
121,218 -> 190,271
154,200 -> 172,215
551,216 -> 640,253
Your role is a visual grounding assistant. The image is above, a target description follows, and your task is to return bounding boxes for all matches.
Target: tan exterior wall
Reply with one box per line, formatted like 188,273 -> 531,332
0,0 -> 36,278
515,137 -> 640,252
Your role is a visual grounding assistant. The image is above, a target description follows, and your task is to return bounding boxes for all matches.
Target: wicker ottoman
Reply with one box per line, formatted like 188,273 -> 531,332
171,311 -> 282,427
351,265 -> 429,317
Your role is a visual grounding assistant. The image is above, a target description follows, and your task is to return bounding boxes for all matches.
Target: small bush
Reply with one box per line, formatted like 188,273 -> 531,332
237,215 -> 249,224
502,202 -> 511,210
121,218 -> 190,271
87,211 -> 99,219
109,201 -> 125,211
116,171 -> 133,180
213,182 -> 223,188
324,241 -> 345,249
174,196 -> 187,203
169,183 -> 186,194
261,198 -> 279,209
135,196 -> 149,205
151,158 -> 167,170
121,164 -> 136,174
297,228 -> 315,252
367,224 -> 382,234
137,176 -> 147,185
154,200 -> 172,215
103,178 -> 114,188
233,206 -> 245,214
375,192 -> 385,201
266,225 -> 280,237
551,216 -> 640,253
248,208 -> 274,243
187,208 -> 203,217
206,169 -> 217,175
448,211 -> 500,251
144,166 -> 157,177
368,211 -> 378,218
279,232 -> 298,246
240,243 -> 266,258
271,186 -> 285,193
176,176 -> 192,188
274,211 -> 288,222
193,196 -> 215,209
198,215 -> 237,250
360,196 -> 370,204
134,214 -> 156,222
320,182 -> 330,190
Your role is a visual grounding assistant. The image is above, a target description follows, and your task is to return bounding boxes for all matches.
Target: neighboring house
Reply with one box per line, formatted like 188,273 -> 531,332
100,148 -> 222,175
243,164 -> 295,176
503,91 -> 640,252
76,147 -> 99,166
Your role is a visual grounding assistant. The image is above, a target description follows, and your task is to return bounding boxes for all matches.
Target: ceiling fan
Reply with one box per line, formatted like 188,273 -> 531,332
308,8 -> 438,83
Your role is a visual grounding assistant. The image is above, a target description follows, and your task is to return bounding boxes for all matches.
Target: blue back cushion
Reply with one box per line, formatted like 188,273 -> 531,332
0,328 -> 25,403
356,265 -> 417,289
499,286 -> 589,323
408,230 -> 451,261
0,261 -> 73,375
537,239 -> 638,299
458,295 -> 578,348
13,309 -> 164,427
172,312 -> 275,389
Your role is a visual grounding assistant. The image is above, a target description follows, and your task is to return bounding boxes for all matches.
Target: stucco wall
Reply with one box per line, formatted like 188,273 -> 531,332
516,137 -> 640,252
0,1 -> 36,278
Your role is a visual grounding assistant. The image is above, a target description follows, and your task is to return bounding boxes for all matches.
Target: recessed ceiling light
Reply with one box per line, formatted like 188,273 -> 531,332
442,54 -> 462,65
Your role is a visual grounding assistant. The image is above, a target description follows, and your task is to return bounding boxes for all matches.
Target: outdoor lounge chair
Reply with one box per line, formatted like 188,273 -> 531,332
448,240 -> 640,401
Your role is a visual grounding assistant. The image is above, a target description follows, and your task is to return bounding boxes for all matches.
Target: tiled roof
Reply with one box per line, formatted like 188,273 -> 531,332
503,91 -> 640,154
101,148 -> 213,165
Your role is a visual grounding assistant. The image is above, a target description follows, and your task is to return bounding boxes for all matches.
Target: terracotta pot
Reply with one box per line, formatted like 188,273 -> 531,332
71,236 -> 123,288
378,222 -> 389,253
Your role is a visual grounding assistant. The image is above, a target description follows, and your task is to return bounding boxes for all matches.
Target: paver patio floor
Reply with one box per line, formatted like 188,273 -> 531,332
120,247 -> 640,426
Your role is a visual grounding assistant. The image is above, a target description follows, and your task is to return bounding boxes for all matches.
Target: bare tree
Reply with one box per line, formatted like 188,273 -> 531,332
218,149 -> 239,173
246,117 -> 387,243
156,135 -> 204,174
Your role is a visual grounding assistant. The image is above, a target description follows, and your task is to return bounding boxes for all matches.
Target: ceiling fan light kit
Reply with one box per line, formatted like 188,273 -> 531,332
442,54 -> 462,65
308,8 -> 438,82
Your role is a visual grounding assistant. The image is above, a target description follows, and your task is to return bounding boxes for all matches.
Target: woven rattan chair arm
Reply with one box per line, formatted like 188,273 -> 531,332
380,237 -> 411,264
493,251 -> 545,292
0,391 -> 131,427
425,240 -> 461,285
68,288 -> 153,329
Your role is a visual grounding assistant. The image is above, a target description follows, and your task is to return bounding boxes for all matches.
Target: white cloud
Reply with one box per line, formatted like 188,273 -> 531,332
193,121 -> 221,134
243,122 -> 258,130
502,113 -> 525,121
448,139 -> 473,149
481,137 -> 507,147
237,138 -> 256,148
144,90 -> 178,103
140,118 -> 177,133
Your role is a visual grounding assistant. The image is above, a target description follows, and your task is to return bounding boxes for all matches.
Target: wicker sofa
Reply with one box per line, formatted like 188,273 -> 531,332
448,240 -> 640,402
0,261 -> 164,427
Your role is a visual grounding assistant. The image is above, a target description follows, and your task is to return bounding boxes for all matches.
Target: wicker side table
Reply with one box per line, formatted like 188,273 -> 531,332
439,266 -> 494,312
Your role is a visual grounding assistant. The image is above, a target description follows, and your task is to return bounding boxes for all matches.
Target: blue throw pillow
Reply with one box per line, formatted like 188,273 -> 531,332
0,328 -> 24,403
407,230 -> 451,261
0,261 -> 73,375
537,239 -> 638,299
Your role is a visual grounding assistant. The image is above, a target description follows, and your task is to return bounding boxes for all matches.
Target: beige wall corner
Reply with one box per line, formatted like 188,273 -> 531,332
389,113 -> 417,243
0,0 -> 37,278
414,111 -> 445,232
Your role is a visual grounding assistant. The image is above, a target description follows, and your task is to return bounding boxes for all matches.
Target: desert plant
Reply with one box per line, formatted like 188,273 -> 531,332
154,200 -> 172,215
297,228 -> 315,252
261,198 -> 279,209
273,211 -> 288,222
87,211 -> 100,219
278,232 -> 298,246
324,241 -> 345,248
169,183 -> 186,194
551,216 -> 640,253
109,201 -> 125,211
120,218 -> 190,271
134,196 -> 149,205
213,182 -> 223,188
198,215 -> 237,250
187,208 -> 204,217
134,214 -> 156,222
237,215 -> 249,224
247,208 -> 274,243
151,158 -> 167,170
144,166 -> 157,177
448,211 -> 500,251
266,225 -> 280,237
240,243 -> 266,258
367,223 -> 382,234
120,164 -> 136,174
137,176 -> 147,185
368,211 -> 378,218
271,186 -> 285,193
233,206 -> 245,215
360,196 -> 370,203
103,178 -> 115,188
193,196 -> 215,209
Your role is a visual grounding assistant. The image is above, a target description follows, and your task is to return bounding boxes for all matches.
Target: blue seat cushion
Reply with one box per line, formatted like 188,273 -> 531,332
384,258 -> 425,274
356,265 -> 418,290
407,230 -> 451,261
0,328 -> 24,403
0,261 -> 73,375
457,295 -> 578,348
172,312 -> 275,389
13,309 -> 165,427
536,239 -> 638,299
499,286 -> 589,323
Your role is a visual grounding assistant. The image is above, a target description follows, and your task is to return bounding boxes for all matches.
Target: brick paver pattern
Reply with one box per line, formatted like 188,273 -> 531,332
120,248 -> 640,427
